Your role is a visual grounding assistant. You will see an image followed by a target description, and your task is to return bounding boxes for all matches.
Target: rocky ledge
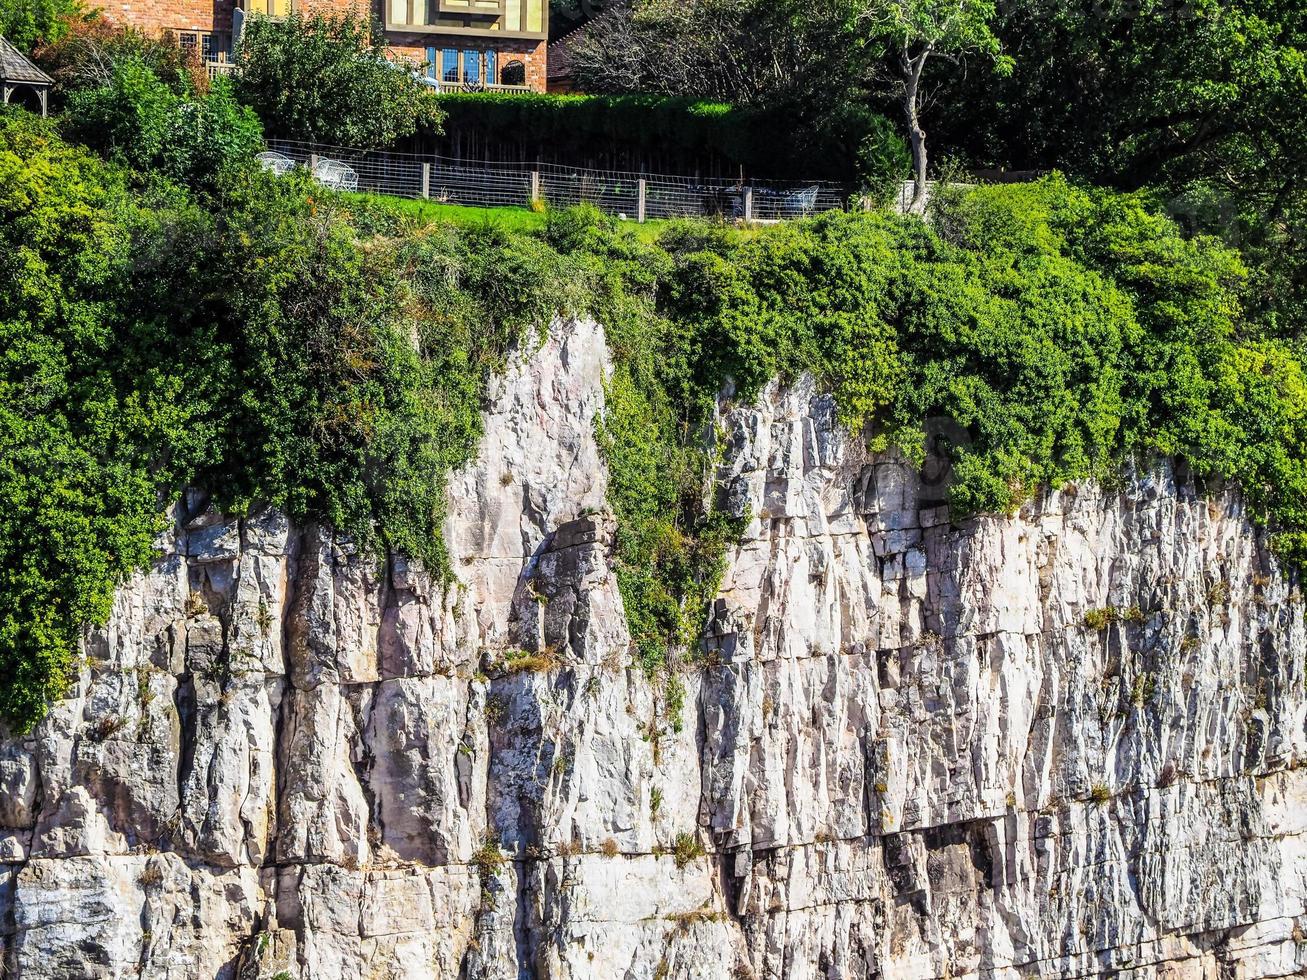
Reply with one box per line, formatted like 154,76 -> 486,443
1,318 -> 1304,979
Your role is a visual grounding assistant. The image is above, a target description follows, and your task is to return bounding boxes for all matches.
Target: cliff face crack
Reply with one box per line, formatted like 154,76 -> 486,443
2,323 -> 1305,980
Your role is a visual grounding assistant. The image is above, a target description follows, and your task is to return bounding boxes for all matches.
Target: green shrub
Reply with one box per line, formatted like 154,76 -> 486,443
0,0 -> 80,52
234,12 -> 442,149
63,57 -> 176,169
63,59 -> 262,189
158,79 -> 263,188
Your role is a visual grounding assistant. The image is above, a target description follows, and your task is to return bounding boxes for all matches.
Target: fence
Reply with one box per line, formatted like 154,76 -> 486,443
264,140 -> 851,222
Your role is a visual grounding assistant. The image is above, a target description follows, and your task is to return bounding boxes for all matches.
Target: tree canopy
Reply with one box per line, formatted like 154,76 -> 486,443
233,12 -> 443,149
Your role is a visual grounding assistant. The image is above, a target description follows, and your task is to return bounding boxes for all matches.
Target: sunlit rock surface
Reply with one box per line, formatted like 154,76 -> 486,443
2,318 -> 1304,979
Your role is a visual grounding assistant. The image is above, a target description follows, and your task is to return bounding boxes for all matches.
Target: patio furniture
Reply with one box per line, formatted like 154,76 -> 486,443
312,157 -> 359,192
255,151 -> 295,176
777,185 -> 820,218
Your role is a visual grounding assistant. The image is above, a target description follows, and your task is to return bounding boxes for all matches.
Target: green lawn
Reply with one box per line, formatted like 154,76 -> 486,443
334,190 -> 779,245
342,192 -> 692,242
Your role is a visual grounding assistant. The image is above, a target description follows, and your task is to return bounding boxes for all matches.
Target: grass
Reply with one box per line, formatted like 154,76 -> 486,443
342,191 -> 682,243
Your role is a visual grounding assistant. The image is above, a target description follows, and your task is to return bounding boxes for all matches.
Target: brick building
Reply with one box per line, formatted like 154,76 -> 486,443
103,0 -> 548,92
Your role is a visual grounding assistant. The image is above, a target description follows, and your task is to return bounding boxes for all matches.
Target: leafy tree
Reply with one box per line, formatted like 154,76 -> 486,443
863,0 -> 1011,210
233,12 -> 442,149
928,0 -> 1306,332
0,0 -> 80,52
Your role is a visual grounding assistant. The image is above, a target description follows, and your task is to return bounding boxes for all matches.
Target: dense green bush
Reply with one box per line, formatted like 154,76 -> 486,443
0,0 -> 79,52
0,116 -> 544,731
63,59 -> 262,189
234,12 -> 442,149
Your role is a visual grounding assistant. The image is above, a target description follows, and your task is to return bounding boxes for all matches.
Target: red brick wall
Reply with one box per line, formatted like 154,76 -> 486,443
103,0 -> 235,34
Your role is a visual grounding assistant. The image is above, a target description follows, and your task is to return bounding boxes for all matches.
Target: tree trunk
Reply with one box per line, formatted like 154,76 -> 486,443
903,47 -> 930,213
907,114 -> 928,212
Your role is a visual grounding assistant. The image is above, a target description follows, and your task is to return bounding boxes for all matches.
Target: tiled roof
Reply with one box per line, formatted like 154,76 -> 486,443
0,35 -> 53,86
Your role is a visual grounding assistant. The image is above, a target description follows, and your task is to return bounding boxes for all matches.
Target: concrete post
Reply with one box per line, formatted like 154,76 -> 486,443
530,171 -> 541,205
637,179 -> 647,223
422,163 -> 431,200
743,187 -> 754,222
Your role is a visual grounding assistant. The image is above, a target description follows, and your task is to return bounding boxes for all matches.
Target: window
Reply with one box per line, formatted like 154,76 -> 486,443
462,49 -> 482,86
177,31 -> 232,62
485,49 -> 497,83
441,48 -> 458,83
425,46 -> 438,78
247,0 -> 291,15
500,59 -> 525,86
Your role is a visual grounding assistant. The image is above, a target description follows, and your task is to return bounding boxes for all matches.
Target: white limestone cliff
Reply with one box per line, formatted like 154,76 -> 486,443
1,317 -> 1304,979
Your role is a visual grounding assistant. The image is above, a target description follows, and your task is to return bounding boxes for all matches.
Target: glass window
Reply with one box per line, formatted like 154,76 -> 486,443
425,46 -> 437,78
500,60 -> 525,86
462,49 -> 482,85
485,50 -> 497,84
441,48 -> 459,83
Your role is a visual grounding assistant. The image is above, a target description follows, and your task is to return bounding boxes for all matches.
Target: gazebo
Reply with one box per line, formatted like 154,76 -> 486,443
0,34 -> 52,117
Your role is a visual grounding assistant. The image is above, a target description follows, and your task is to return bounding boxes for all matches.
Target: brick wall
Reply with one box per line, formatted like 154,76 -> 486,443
103,0 -> 235,34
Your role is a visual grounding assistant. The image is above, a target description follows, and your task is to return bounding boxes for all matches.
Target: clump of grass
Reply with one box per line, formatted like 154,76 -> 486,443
501,647 -> 559,674
471,834 -> 505,884
671,831 -> 704,868
1083,607 -> 1119,631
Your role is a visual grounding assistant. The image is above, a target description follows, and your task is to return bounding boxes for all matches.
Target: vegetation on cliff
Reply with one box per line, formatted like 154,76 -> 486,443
1,110 -> 1304,730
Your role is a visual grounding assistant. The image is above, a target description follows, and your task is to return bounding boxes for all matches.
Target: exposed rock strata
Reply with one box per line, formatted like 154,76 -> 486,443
1,318 -> 1304,979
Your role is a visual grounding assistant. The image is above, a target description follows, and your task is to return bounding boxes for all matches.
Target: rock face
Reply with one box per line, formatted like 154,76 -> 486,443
2,317 -> 1305,979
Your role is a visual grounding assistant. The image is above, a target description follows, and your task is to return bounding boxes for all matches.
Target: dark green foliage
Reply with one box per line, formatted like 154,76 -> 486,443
433,91 -> 903,183
63,59 -> 263,189
0,116 -> 551,731
929,0 -> 1307,336
0,117 -> 207,730
660,178 -> 1306,543
234,12 -> 442,150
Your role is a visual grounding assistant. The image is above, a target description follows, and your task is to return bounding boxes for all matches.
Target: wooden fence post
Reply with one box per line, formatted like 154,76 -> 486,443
309,153 -> 319,174
743,187 -> 754,222
637,179 -> 647,223
530,171 -> 541,205
422,163 -> 430,200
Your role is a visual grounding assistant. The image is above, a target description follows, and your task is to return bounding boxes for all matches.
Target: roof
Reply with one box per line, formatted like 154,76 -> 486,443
0,35 -> 53,87
546,21 -> 592,83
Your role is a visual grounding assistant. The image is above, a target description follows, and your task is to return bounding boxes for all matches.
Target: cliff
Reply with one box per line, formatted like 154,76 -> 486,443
2,318 -> 1304,979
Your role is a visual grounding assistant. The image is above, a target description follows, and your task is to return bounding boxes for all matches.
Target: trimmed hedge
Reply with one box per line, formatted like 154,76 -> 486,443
427,92 -> 901,182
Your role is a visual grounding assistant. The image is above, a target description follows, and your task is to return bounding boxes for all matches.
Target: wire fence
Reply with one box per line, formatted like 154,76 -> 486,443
263,140 -> 852,222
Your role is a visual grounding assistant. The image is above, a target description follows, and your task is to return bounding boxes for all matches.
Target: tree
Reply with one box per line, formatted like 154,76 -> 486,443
925,0 -> 1306,333
868,0 -> 1010,211
34,15 -> 206,94
0,0 -> 80,52
234,12 -> 442,149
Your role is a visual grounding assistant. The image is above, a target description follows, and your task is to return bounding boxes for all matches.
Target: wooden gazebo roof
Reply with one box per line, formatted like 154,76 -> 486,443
1,34 -> 52,116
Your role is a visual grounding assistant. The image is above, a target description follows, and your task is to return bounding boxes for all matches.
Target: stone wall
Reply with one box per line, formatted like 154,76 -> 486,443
1,318 -> 1303,979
